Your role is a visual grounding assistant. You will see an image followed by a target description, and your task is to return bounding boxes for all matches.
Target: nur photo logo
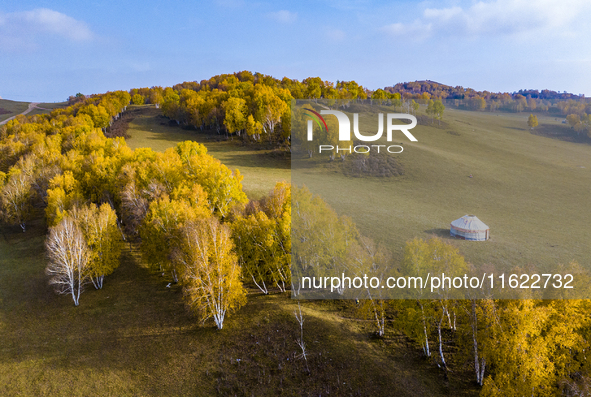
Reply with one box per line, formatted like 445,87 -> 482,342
303,106 -> 418,154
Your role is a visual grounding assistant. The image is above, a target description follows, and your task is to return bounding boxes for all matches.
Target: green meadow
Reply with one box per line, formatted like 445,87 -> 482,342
293,105 -> 591,277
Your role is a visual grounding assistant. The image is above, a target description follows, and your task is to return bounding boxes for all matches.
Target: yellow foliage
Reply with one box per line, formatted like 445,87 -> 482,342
45,171 -> 84,227
70,203 -> 122,288
178,217 -> 246,330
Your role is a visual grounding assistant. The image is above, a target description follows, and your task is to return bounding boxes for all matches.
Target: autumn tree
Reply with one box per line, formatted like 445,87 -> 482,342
45,171 -> 84,227
371,89 -> 388,105
45,216 -> 91,306
119,177 -> 149,236
565,113 -> 591,136
427,100 -> 445,125
245,114 -> 264,141
411,100 -> 419,115
131,94 -> 145,105
223,97 -> 247,136
253,85 -> 289,139
231,182 -> 291,294
149,89 -> 164,108
0,130 -> 28,173
291,185 -> 358,294
401,237 -> 467,368
527,113 -> 538,130
291,107 -> 316,158
348,236 -> 391,337
177,217 -> 246,330
304,77 -> 322,100
77,104 -> 111,130
432,100 -> 445,125
456,298 -> 498,386
480,299 -> 591,396
181,149 -> 247,217
14,149 -> 61,205
71,203 -> 122,289
467,96 -> 486,111
426,100 -> 436,123
140,195 -> 206,282
566,113 -> 580,128
0,169 -> 34,232
527,97 -> 537,111
574,114 -> 591,137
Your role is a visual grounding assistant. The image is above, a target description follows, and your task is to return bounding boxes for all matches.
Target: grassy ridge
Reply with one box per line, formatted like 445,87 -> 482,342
0,99 -> 30,122
27,102 -> 69,117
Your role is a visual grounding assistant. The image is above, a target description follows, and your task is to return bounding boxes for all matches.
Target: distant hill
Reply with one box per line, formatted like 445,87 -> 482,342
384,80 -> 587,102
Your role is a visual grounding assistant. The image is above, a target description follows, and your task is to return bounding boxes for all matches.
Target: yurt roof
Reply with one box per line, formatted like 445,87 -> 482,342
450,215 -> 489,231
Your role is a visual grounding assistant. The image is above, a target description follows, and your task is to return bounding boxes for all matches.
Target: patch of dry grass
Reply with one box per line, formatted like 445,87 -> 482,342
0,99 -> 30,122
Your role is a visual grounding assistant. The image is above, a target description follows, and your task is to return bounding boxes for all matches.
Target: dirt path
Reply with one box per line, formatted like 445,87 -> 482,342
0,102 -> 40,125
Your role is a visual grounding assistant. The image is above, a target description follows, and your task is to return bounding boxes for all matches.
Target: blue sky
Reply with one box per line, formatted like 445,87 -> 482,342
2,0 -> 591,102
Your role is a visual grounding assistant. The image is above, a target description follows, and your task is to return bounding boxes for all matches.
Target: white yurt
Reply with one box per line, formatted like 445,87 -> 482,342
450,215 -> 490,241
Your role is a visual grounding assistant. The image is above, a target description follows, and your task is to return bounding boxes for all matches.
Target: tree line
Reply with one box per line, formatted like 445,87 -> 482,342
125,72 -> 372,148
385,81 -> 591,120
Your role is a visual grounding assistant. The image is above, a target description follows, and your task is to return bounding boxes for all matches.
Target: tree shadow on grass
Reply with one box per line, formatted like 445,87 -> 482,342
216,151 -> 291,170
0,231 -> 199,361
532,123 -> 591,144
423,228 -> 454,239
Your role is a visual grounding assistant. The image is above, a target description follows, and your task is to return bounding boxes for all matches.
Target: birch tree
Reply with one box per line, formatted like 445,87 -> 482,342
231,182 -> 291,294
481,299 -> 591,396
291,185 -> 358,293
140,195 -> 202,282
459,298 -> 497,387
349,236 -> 390,337
182,151 -> 247,217
253,85 -> 289,136
527,113 -> 538,130
45,216 -> 91,306
1,169 -> 33,232
223,97 -> 247,136
177,217 -> 246,330
45,171 -> 84,227
72,203 -> 122,289
401,238 -> 433,357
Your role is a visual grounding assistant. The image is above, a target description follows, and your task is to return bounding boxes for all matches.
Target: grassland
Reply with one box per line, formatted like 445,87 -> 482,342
0,99 -> 30,122
124,106 -> 290,199
293,105 -> 591,280
0,221 -> 476,396
3,102 -> 587,395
